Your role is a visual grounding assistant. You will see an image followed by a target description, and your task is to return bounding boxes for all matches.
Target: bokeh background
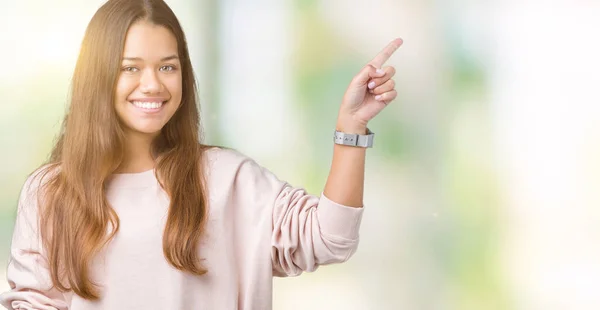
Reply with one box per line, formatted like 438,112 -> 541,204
1,0 -> 599,309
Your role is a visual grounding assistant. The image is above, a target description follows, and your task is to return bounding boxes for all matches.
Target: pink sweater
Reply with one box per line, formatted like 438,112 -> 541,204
0,148 -> 364,309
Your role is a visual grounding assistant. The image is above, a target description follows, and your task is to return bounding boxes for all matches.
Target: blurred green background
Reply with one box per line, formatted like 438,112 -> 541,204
1,1 -> 600,309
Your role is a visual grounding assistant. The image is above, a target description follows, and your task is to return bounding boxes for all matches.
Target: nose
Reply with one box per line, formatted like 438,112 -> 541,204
139,69 -> 164,94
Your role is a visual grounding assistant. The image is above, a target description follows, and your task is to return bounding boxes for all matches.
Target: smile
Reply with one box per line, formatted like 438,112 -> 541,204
130,101 -> 166,110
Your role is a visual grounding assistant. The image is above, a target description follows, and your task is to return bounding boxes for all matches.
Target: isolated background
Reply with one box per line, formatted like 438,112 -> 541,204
1,1 -> 599,309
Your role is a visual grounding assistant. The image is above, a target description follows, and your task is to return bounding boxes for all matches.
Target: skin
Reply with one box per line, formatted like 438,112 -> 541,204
113,20 -> 182,173
111,22 -> 403,211
324,38 -> 403,208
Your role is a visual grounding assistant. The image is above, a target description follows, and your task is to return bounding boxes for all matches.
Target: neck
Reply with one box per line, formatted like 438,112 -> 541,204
117,130 -> 157,173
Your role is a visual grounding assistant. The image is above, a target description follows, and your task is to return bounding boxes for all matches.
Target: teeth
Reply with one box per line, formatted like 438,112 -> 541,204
131,101 -> 164,109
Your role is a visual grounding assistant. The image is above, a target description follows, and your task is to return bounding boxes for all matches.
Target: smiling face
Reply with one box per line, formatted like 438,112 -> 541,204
114,20 -> 182,139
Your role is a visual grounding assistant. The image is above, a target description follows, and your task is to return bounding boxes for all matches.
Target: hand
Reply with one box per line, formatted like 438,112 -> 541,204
337,38 -> 403,133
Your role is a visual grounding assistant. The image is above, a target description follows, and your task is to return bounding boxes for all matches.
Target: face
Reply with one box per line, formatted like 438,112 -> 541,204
114,20 -> 182,139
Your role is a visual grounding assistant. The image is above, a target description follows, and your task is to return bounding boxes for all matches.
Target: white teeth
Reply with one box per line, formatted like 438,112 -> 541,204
131,101 -> 163,109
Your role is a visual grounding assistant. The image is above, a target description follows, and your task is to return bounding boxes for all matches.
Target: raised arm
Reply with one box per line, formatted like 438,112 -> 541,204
324,38 -> 403,208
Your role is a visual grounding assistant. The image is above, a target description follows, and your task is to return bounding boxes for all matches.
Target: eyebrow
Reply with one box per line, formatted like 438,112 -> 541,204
122,55 -> 179,62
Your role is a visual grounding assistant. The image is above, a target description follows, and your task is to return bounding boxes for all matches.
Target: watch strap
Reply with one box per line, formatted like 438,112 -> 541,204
333,128 -> 374,148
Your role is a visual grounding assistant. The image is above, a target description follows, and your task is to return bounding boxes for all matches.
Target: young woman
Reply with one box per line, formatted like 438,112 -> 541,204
0,0 -> 401,309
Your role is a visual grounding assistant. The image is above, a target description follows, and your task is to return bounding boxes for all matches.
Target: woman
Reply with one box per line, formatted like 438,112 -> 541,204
0,0 -> 401,309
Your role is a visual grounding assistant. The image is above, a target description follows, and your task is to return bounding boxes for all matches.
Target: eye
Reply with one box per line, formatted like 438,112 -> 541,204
160,65 -> 177,72
122,66 -> 139,73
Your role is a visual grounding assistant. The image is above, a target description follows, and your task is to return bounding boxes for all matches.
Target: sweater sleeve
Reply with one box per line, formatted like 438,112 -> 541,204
0,171 -> 70,310
270,186 -> 364,277
235,156 -> 364,277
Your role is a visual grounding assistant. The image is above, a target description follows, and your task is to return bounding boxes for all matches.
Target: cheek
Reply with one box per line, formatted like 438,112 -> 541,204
165,75 -> 182,99
115,76 -> 136,100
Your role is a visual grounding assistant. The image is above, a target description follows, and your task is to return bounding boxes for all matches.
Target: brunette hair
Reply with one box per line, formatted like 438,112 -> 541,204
35,0 -> 211,299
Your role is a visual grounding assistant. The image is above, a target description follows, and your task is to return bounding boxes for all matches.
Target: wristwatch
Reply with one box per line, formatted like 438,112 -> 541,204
333,128 -> 374,148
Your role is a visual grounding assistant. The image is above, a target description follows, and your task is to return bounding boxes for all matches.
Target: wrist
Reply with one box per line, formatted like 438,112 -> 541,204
336,116 -> 367,134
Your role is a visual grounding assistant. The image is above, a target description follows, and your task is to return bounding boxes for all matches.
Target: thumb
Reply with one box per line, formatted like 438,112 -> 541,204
351,64 -> 385,87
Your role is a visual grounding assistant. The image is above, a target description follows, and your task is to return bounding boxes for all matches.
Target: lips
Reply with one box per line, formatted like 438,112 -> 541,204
128,98 -> 168,111
131,101 -> 164,109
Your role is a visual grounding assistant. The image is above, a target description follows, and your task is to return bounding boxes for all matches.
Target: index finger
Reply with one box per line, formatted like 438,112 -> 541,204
369,38 -> 403,68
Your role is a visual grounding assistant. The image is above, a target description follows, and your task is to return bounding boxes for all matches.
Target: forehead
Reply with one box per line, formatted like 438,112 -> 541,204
122,21 -> 178,59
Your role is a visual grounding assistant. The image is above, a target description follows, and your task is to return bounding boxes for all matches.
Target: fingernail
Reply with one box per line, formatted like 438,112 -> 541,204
376,69 -> 385,75
375,95 -> 382,101
368,81 -> 376,89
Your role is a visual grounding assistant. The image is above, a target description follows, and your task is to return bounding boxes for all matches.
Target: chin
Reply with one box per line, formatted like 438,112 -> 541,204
115,101 -> 178,139
125,123 -> 165,137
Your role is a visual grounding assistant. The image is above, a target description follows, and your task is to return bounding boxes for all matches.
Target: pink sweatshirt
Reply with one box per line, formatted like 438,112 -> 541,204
0,147 -> 364,309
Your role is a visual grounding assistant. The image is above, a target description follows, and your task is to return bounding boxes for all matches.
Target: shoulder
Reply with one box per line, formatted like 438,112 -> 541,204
19,164 -> 60,202
203,145 -> 250,164
201,145 -> 285,191
202,146 -> 262,174
14,164 -> 60,223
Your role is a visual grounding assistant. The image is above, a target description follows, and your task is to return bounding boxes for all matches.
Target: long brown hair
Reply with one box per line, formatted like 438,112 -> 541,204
36,0 -> 211,299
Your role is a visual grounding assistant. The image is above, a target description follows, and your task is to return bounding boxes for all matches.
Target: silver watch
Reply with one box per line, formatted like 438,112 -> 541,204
333,128 -> 374,148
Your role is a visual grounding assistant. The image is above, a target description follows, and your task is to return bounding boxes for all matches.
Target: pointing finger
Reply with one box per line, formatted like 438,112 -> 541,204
368,38 -> 403,69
